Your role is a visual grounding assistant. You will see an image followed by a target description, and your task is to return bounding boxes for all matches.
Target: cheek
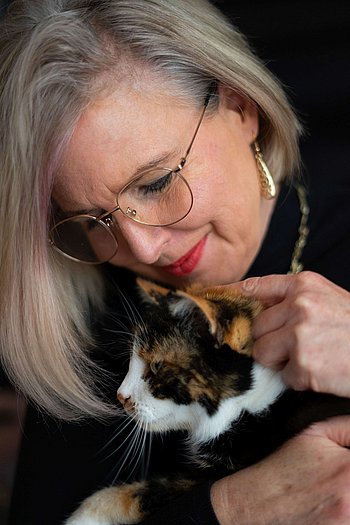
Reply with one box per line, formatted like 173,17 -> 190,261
221,141 -> 260,196
189,145 -> 260,227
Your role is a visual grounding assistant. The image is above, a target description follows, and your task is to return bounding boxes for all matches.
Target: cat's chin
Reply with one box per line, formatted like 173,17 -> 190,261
135,413 -> 191,433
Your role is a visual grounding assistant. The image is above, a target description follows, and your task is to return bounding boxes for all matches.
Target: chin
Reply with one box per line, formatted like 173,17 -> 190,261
135,414 -> 170,433
147,417 -> 190,433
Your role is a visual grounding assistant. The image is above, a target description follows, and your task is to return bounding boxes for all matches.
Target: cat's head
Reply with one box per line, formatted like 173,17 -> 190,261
117,279 -> 272,438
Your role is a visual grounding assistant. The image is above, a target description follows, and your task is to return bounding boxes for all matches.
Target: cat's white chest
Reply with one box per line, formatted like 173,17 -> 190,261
189,363 -> 286,444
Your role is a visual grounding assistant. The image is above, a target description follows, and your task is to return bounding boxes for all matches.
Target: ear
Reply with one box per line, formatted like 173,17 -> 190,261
136,277 -> 173,305
186,287 -> 262,357
217,83 -> 259,144
174,289 -> 255,356
176,289 -> 218,336
136,279 -> 217,338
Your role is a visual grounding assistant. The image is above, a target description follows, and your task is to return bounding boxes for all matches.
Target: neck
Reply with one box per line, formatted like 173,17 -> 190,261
189,363 -> 286,444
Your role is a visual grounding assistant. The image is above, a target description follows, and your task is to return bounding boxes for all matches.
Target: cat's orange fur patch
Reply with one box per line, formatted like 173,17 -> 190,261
139,336 -> 194,368
72,483 -> 145,524
137,278 -> 170,303
194,286 -> 242,302
114,484 -> 144,522
188,371 -> 216,400
224,315 -> 253,356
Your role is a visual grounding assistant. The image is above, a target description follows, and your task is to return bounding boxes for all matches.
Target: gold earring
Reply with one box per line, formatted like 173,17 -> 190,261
254,142 -> 276,199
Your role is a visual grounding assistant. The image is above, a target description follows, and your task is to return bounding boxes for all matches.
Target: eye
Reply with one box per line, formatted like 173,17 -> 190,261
150,361 -> 163,374
139,171 -> 174,196
86,218 -> 101,231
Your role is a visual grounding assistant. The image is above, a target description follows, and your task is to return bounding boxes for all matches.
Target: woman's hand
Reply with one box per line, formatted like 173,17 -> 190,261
211,416 -> 350,525
234,271 -> 350,398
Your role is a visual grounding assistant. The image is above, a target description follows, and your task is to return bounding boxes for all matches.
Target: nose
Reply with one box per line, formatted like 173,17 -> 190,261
114,214 -> 170,264
117,391 -> 135,413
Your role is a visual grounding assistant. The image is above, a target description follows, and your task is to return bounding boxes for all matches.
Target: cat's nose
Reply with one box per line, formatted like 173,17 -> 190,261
117,391 -> 134,412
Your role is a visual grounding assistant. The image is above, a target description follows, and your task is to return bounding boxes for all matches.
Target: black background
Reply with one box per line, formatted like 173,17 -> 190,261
214,1 -> 350,181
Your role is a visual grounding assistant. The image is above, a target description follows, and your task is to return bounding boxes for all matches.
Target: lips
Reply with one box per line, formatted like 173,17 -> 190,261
162,236 -> 207,276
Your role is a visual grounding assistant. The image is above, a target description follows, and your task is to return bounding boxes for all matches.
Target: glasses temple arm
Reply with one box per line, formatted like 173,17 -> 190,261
182,92 -> 213,163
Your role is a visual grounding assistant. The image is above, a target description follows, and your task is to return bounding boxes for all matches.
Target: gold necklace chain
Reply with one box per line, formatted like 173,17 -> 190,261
288,184 -> 310,274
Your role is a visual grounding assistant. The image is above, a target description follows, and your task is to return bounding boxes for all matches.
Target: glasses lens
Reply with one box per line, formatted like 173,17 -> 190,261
118,169 -> 193,226
50,216 -> 118,264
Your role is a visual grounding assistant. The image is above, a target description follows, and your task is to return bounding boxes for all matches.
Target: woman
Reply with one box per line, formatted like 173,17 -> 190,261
1,0 -> 350,524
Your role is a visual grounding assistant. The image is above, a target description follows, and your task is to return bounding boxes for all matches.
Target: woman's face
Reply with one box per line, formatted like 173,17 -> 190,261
54,80 -> 276,287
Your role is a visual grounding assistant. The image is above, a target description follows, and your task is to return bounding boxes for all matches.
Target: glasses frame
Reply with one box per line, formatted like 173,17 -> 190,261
49,91 -> 212,264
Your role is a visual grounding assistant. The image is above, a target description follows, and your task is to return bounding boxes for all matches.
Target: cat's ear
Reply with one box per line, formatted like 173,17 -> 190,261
136,277 -> 173,305
175,290 -> 218,336
178,288 -> 259,357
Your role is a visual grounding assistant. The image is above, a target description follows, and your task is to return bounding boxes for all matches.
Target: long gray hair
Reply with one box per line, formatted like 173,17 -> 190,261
0,0 -> 301,419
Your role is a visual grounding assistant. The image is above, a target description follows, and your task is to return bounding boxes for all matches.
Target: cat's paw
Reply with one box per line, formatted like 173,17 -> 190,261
63,483 -> 145,525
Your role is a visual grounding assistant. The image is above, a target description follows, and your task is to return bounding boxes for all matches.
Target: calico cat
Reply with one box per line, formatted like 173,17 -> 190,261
65,278 -> 350,525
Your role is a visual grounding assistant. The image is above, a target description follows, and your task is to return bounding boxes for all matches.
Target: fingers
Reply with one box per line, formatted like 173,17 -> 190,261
236,271 -> 336,307
252,327 -> 290,370
250,291 -> 310,369
251,299 -> 291,339
235,274 -> 295,306
227,272 -> 350,396
304,416 -> 350,447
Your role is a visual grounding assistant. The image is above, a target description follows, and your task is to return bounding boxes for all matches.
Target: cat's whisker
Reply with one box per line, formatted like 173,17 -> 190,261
110,419 -> 148,484
102,307 -> 134,330
124,426 -> 147,480
110,418 -> 140,450
111,349 -> 135,359
98,415 -> 137,458
140,423 -> 152,479
116,285 -> 145,328
103,328 -> 134,338
109,442 -> 140,483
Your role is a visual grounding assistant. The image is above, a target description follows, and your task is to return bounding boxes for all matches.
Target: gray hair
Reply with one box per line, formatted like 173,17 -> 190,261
0,0 -> 301,419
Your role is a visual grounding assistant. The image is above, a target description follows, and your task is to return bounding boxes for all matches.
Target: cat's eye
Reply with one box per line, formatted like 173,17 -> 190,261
150,361 -> 163,374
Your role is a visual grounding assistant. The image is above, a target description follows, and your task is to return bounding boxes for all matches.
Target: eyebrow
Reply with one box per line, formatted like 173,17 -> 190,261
131,148 -> 180,177
58,148 -> 181,216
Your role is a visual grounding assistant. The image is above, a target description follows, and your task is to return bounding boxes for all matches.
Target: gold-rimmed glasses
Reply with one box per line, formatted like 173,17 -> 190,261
49,91 -> 212,264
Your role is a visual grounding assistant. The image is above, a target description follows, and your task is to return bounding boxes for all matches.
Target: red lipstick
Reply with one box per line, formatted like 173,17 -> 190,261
162,237 -> 207,276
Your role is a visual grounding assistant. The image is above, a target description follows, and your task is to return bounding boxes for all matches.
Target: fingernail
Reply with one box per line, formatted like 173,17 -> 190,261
241,277 -> 260,294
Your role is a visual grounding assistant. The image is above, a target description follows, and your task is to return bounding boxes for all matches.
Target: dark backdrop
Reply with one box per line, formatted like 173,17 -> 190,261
0,0 -> 9,17
215,0 -> 350,183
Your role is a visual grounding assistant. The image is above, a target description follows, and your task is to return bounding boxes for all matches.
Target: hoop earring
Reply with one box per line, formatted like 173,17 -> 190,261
254,142 -> 276,200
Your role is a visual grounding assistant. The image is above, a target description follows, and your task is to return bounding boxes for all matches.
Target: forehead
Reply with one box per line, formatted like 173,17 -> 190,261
54,78 -> 196,210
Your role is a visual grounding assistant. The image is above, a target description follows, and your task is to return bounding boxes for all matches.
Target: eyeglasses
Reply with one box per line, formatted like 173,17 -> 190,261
49,91 -> 212,264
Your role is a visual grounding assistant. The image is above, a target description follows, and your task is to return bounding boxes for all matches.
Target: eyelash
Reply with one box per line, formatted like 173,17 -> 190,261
139,172 -> 173,196
86,219 -> 101,230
